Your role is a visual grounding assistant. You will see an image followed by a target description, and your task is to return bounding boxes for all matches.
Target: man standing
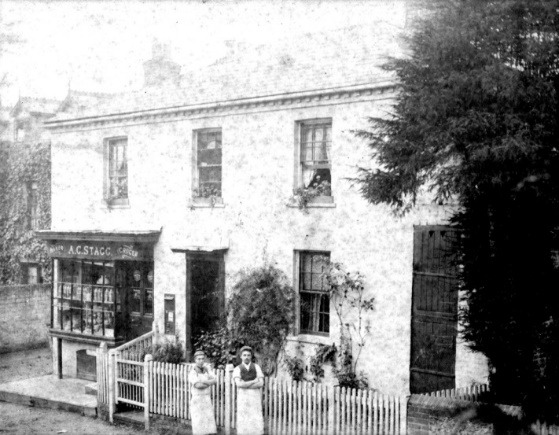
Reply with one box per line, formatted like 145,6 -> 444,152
232,346 -> 265,435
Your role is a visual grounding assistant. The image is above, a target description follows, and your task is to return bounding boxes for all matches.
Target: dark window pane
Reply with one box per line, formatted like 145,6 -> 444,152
131,288 -> 141,313
145,290 -> 153,315
299,252 -> 330,334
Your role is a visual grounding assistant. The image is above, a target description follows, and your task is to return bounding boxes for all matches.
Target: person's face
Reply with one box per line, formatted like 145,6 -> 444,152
241,351 -> 252,365
195,354 -> 205,367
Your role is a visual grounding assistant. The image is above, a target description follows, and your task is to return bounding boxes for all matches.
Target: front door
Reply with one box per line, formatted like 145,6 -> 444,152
116,261 -> 154,341
185,253 -> 225,359
410,226 -> 460,393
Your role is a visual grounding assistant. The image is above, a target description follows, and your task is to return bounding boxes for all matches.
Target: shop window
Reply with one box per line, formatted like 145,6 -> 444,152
52,259 -> 155,341
296,120 -> 332,200
26,181 -> 39,230
192,128 -> 222,202
104,137 -> 128,206
298,251 -> 330,335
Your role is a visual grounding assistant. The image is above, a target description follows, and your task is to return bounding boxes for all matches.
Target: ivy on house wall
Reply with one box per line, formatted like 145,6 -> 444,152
0,140 -> 51,284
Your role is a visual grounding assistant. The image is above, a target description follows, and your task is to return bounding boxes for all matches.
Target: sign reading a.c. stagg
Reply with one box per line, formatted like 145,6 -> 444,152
46,240 -> 151,261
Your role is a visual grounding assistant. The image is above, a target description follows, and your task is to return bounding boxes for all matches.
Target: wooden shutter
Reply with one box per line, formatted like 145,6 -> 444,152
410,226 -> 460,393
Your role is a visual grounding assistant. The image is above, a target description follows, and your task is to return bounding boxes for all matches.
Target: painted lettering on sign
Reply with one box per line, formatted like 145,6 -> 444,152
67,245 -> 112,256
49,244 -> 64,254
117,244 -> 139,259
47,240 -> 150,261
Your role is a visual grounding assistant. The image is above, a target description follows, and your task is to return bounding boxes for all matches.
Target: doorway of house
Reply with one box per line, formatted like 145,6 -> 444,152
410,226 -> 460,393
186,253 -> 225,359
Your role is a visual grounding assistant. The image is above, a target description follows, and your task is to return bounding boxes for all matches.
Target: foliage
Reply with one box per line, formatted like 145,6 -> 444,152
193,186 -> 221,207
283,355 -> 305,382
324,262 -> 374,374
309,343 -> 337,381
431,416 -> 493,435
0,140 -> 51,284
228,264 -> 295,375
137,336 -> 186,364
193,325 -> 234,369
292,180 -> 332,211
355,0 -> 559,419
333,344 -> 369,389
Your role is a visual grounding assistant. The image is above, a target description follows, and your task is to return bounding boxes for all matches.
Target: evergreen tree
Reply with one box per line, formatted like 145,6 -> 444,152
356,0 -> 559,420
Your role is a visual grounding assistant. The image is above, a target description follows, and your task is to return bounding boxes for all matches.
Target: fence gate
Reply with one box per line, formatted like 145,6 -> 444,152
115,355 -> 145,410
410,225 -> 460,394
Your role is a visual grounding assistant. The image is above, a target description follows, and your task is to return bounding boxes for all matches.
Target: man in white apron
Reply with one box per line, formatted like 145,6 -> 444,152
232,346 -> 265,435
189,350 -> 217,435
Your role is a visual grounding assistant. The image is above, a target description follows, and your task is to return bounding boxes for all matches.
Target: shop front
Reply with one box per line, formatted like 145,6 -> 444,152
37,230 -> 160,380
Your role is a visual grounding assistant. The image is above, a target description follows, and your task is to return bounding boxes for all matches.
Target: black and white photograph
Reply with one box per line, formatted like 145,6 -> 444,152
0,0 -> 558,433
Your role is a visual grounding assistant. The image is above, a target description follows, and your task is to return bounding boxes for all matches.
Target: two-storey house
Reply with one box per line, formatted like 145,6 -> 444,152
38,25 -> 488,395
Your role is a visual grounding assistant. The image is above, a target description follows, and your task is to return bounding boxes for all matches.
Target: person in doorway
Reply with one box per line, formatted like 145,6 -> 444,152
232,345 -> 265,435
189,350 -> 217,435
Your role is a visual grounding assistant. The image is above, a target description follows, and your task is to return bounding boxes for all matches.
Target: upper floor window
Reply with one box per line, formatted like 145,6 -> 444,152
26,181 -> 38,230
299,251 -> 330,335
298,120 -> 332,198
104,137 -> 128,206
193,128 -> 222,201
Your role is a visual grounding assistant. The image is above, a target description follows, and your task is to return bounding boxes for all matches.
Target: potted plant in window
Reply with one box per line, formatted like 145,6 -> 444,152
192,186 -> 222,207
292,178 -> 333,212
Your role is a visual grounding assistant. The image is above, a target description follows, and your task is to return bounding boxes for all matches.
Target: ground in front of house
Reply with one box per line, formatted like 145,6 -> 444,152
0,346 -> 187,435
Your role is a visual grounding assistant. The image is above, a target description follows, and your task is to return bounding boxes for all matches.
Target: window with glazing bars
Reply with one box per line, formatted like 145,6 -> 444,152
107,138 -> 128,202
300,120 -> 332,195
299,251 -> 330,335
195,129 -> 222,198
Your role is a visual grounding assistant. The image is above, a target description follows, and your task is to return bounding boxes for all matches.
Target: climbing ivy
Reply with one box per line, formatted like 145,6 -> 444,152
0,140 -> 51,284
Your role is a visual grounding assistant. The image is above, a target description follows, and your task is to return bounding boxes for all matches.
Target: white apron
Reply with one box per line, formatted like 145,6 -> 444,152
190,370 -> 217,435
236,387 -> 264,435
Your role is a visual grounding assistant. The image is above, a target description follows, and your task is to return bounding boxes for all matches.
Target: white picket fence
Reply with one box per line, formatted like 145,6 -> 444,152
97,339 -> 407,434
422,384 -> 489,402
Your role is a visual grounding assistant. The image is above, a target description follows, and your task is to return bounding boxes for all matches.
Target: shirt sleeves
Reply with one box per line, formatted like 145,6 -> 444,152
232,365 -> 241,380
255,364 -> 264,379
189,368 -> 199,386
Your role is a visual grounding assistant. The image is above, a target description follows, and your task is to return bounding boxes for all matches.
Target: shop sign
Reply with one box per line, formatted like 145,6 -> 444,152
46,240 -> 151,261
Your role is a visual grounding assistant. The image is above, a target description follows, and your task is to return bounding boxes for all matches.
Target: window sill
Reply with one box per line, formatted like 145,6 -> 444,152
189,197 -> 225,208
103,199 -> 130,210
287,202 -> 336,209
287,333 -> 333,346
287,195 -> 335,209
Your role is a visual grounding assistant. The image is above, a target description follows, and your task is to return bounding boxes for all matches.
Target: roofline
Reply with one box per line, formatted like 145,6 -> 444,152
35,229 -> 161,244
45,80 -> 398,130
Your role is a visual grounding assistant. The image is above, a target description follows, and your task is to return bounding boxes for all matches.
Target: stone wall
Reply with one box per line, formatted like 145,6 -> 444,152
0,284 -> 51,353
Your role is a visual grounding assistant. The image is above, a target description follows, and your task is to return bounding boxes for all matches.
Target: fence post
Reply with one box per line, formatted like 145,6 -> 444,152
97,342 -> 108,404
152,321 -> 159,347
327,385 -> 335,435
400,394 -> 410,435
144,354 -> 152,430
108,349 -> 116,423
224,363 -> 234,435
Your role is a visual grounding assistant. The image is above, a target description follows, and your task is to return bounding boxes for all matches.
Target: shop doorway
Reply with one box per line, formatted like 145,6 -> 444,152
115,261 -> 154,341
185,253 -> 225,359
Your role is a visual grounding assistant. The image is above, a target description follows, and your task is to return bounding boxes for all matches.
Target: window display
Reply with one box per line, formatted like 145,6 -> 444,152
51,259 -> 153,340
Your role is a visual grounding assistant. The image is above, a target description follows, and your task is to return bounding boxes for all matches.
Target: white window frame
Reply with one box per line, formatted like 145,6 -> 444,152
294,250 -> 331,336
103,137 -> 129,207
191,128 -> 223,205
294,119 -> 333,202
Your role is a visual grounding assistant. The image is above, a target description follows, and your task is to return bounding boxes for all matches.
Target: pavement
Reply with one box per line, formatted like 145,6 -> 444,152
0,375 -> 97,417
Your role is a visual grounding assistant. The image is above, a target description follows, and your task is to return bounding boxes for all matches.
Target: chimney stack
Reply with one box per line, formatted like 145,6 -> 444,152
143,40 -> 181,88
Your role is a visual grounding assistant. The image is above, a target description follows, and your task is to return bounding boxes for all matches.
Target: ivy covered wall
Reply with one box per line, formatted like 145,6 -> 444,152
0,139 -> 51,284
